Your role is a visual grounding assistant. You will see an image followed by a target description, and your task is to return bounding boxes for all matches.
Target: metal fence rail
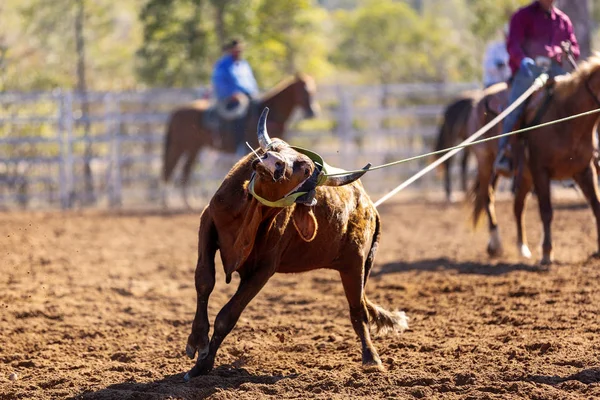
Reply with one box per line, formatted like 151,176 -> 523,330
0,82 -> 480,209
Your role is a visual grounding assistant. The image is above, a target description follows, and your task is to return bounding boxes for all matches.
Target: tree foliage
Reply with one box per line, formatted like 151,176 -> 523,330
1,0 -> 598,92
332,0 -> 476,83
135,0 -> 332,88
1,0 -> 142,91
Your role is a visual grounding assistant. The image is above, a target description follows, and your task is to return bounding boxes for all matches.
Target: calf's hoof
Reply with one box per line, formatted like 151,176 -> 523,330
184,354 -> 215,382
185,343 -> 197,359
186,333 -> 209,360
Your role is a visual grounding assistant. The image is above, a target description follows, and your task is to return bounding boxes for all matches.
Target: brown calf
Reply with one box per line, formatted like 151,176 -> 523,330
184,108 -> 408,380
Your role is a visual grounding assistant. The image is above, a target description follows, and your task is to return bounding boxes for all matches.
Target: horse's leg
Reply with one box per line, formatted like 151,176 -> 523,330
444,159 -> 453,202
162,127 -> 182,209
514,172 -> 533,258
486,170 -> 503,257
532,169 -> 553,265
461,149 -> 469,194
185,265 -> 274,380
572,163 -> 600,258
186,209 -> 217,362
476,152 -> 503,257
339,266 -> 382,371
181,149 -> 200,209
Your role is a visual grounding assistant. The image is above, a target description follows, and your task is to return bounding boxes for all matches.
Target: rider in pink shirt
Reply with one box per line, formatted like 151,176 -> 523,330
494,0 -> 580,176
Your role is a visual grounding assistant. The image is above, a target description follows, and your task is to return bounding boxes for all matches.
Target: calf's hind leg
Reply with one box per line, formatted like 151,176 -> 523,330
340,267 -> 383,371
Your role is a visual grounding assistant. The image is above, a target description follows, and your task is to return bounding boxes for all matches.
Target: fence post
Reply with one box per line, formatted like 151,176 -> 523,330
59,91 -> 74,209
106,93 -> 122,207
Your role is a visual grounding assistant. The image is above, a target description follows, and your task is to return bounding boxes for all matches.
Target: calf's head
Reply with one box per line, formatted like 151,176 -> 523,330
251,108 -> 370,205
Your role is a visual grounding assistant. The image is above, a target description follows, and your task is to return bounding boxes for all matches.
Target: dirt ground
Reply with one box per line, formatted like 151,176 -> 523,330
1,195 -> 600,400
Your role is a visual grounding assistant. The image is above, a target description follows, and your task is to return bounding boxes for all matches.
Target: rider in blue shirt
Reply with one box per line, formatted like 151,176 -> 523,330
212,39 -> 258,111
211,39 -> 259,154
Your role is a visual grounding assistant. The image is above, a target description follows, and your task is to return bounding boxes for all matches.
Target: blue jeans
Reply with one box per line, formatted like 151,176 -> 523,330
498,62 -> 566,150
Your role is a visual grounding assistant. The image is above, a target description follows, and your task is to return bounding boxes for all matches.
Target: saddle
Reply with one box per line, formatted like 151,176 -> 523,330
201,101 -> 259,150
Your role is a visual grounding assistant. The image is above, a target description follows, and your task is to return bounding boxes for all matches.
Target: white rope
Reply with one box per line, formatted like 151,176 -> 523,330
374,73 -> 549,208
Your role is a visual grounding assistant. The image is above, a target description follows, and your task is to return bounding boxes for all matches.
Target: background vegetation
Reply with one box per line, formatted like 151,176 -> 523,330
0,0 -> 597,92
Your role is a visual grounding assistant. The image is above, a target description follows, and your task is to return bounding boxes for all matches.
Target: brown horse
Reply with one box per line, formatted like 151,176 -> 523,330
434,92 -> 479,201
472,56 -> 600,264
162,73 -> 319,207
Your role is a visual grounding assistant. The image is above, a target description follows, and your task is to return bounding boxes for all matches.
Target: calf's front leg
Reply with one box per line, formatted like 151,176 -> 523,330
185,265 -> 275,381
186,209 -> 218,361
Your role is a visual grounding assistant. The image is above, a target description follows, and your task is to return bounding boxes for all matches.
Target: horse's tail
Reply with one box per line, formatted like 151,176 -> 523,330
163,113 -> 178,183
433,97 -> 473,165
434,106 -> 453,156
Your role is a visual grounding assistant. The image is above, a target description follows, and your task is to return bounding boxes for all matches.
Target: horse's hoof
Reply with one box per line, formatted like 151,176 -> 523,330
487,245 -> 503,257
362,360 -> 385,373
518,243 -> 532,259
540,253 -> 554,266
487,229 -> 503,257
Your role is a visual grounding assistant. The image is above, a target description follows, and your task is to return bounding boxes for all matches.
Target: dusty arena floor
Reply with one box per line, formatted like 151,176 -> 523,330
1,196 -> 600,399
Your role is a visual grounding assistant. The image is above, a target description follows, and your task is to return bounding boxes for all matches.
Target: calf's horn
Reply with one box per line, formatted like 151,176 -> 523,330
257,107 -> 272,150
322,163 -> 372,187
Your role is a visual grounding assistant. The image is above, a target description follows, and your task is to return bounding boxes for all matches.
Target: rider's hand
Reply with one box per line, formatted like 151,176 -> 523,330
230,92 -> 245,103
520,57 -> 535,77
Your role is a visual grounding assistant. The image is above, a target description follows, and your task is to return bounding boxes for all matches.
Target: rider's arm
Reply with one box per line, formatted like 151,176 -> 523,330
506,10 -> 528,71
231,61 -> 259,97
565,18 -> 580,60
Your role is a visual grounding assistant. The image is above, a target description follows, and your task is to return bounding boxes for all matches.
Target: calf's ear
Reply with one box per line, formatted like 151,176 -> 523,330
292,205 -> 318,242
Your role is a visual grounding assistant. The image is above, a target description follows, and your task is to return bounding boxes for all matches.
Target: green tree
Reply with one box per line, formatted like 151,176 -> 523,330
333,0 -> 474,83
465,0 -> 529,43
557,0 -> 592,59
250,0 -> 332,87
1,0 -> 141,91
136,0 -> 215,87
136,0 -> 332,89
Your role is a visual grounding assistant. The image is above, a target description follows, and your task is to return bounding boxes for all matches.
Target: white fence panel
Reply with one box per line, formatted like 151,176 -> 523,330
0,82 -> 480,209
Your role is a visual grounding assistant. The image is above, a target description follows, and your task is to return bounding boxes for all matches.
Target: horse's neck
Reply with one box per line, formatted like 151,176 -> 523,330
260,85 -> 296,124
560,87 -> 600,138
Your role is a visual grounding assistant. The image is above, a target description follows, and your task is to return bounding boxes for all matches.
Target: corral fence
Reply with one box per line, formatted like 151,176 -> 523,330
0,82 -> 480,210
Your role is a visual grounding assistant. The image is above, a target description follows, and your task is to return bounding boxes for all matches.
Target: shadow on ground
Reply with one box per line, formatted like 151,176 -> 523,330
71,365 -> 296,400
521,367 -> 600,385
372,257 -> 546,277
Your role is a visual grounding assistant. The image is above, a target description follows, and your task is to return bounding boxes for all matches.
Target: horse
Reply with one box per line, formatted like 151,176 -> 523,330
471,56 -> 600,264
162,73 -> 319,208
433,92 -> 479,202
